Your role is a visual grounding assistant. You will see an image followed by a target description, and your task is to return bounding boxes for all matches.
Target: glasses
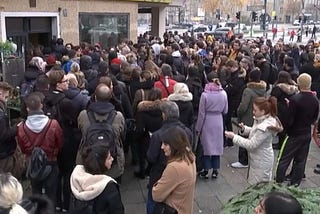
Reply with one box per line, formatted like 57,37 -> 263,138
60,79 -> 69,83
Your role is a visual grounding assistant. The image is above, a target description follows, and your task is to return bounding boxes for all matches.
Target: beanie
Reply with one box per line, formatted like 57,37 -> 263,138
297,73 -> 312,90
249,68 -> 261,82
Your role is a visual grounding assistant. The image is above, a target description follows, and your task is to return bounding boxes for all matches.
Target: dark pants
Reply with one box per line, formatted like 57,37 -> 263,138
31,162 -> 59,206
224,113 -> 233,147
238,147 -> 248,165
203,155 -> 220,170
276,133 -> 311,186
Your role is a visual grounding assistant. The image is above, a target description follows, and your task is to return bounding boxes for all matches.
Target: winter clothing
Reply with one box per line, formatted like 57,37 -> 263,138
196,83 -> 228,156
154,76 -> 177,98
17,112 -> 63,161
237,81 -> 267,126
80,55 -> 98,95
0,101 -> 17,160
152,160 -> 196,214
167,83 -> 194,128
70,165 -> 124,214
77,101 -> 125,179
232,115 -> 282,184
276,91 -> 319,186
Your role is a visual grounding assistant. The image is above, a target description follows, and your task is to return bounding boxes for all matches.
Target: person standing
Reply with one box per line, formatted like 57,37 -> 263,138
276,73 -> 319,186
231,68 -> 266,168
225,97 -> 282,184
196,76 -> 228,178
152,126 -> 196,214
311,24 -> 317,39
0,82 -> 18,177
17,92 -> 63,205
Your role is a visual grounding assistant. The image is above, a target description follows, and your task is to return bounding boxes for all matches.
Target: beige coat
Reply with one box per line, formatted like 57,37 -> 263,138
152,160 -> 196,214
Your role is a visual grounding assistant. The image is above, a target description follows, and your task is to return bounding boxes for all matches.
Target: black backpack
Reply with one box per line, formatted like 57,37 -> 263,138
268,63 -> 279,85
24,120 -> 52,182
43,93 -> 65,121
82,111 -> 117,156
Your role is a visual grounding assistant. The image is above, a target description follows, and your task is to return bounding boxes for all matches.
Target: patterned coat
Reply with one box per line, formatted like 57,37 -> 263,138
195,83 -> 228,156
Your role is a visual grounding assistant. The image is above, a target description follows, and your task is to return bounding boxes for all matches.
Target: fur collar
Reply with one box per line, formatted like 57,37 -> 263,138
168,92 -> 193,102
137,100 -> 162,112
247,81 -> 267,89
276,83 -> 298,95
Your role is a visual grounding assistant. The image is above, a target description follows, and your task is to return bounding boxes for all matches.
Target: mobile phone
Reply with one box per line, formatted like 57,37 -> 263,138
231,118 -> 241,128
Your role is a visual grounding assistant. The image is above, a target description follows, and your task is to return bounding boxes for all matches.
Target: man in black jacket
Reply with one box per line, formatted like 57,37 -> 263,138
276,73 -> 319,186
146,101 -> 192,214
0,82 -> 18,177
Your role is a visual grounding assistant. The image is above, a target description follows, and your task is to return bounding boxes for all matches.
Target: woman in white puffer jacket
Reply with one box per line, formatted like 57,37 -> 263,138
225,96 -> 283,184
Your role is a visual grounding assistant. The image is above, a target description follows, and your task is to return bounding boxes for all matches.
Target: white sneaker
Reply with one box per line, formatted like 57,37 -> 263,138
231,162 -> 248,168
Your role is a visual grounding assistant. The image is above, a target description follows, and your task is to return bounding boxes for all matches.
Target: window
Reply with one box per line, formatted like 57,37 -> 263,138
79,13 -> 129,49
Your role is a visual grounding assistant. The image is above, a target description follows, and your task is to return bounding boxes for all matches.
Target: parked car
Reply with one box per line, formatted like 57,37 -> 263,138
208,27 -> 244,40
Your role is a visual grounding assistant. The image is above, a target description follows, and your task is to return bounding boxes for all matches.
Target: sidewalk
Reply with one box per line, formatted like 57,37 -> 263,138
120,142 -> 320,214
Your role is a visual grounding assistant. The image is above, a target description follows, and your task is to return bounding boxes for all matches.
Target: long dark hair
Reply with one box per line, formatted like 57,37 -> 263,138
161,126 -> 195,164
81,144 -> 112,175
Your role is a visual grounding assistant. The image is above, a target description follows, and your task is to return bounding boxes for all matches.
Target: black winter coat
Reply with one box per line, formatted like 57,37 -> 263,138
147,119 -> 192,188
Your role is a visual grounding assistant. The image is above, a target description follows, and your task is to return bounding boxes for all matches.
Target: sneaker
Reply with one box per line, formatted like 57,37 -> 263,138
316,164 -> 320,168
198,170 -> 209,179
231,162 -> 248,168
211,170 -> 218,179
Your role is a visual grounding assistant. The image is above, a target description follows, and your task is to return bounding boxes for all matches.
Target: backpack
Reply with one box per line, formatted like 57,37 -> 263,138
81,111 -> 117,156
43,93 -> 65,121
268,63 -> 279,85
24,120 -> 52,182
20,80 -> 36,98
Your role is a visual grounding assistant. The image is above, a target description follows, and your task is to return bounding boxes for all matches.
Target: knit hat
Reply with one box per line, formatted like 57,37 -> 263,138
249,68 -> 261,82
297,73 -> 312,90
46,54 -> 56,66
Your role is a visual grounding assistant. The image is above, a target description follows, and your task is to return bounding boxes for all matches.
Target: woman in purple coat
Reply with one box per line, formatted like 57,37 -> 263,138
196,74 -> 228,179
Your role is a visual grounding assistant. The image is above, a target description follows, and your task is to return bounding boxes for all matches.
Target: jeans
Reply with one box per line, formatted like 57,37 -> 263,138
203,155 -> 220,170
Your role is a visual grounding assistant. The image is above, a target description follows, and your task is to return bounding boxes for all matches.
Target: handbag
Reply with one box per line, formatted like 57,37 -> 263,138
153,202 -> 178,214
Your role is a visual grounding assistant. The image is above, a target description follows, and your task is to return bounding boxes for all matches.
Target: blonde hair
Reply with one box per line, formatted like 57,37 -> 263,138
0,173 -> 27,214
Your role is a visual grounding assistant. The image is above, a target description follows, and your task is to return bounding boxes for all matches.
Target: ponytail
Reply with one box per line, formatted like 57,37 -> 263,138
268,96 -> 278,117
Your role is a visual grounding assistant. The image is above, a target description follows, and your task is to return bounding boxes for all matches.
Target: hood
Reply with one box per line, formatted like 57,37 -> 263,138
83,69 -> 98,82
168,92 -> 192,102
25,113 -> 50,133
204,82 -> 223,93
247,81 -> 266,89
276,83 -> 298,95
70,165 -> 116,201
87,101 -> 115,115
65,87 -> 81,99
90,52 -> 101,65
254,115 -> 283,134
80,55 -> 92,70
137,100 -> 161,112
172,51 -> 181,57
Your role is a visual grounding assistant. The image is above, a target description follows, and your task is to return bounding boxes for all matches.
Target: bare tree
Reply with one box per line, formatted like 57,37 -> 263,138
284,0 -> 301,21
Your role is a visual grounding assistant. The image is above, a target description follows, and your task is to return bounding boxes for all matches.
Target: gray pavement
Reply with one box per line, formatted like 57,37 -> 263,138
120,140 -> 320,214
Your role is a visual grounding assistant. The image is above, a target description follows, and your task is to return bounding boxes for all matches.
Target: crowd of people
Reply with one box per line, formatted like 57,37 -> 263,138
0,29 -> 318,213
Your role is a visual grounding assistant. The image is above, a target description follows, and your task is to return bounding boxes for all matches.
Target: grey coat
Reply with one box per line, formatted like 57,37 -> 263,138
233,115 -> 281,184
237,81 -> 266,126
